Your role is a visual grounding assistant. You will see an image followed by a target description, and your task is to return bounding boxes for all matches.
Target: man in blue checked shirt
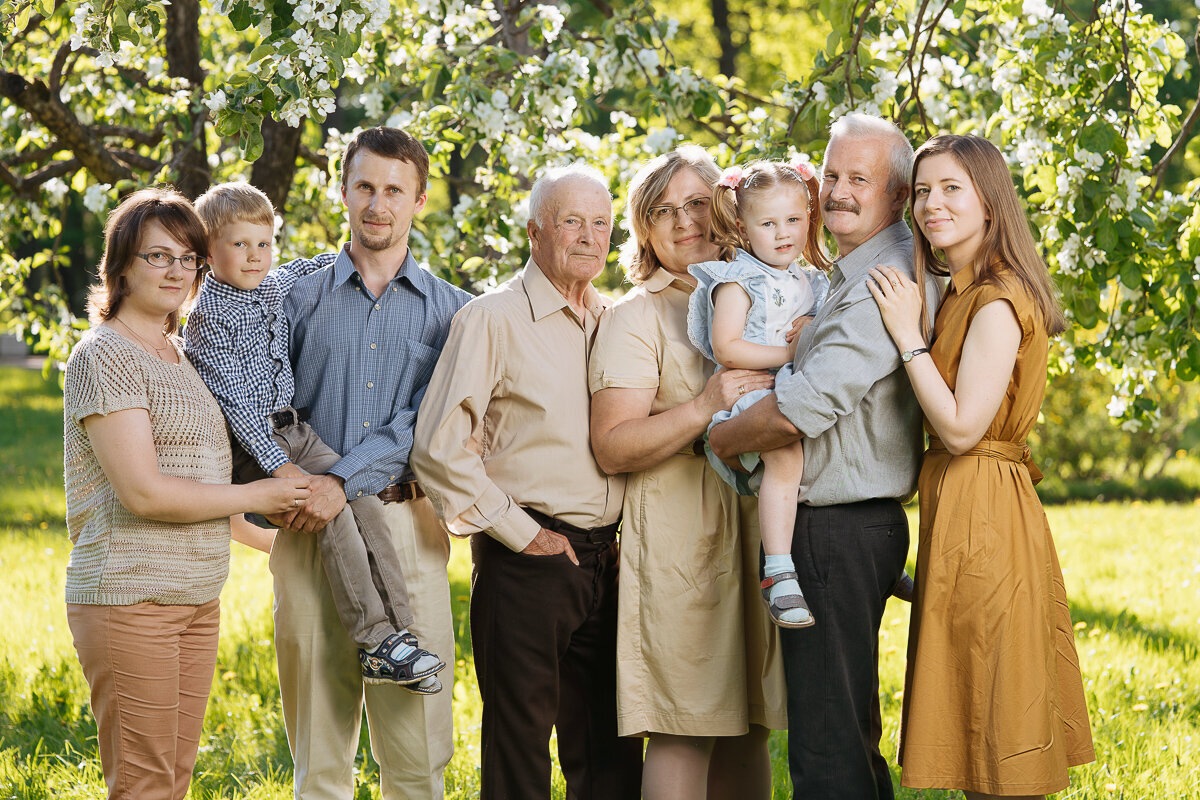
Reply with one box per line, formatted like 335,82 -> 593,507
185,179 -> 448,694
262,127 -> 470,800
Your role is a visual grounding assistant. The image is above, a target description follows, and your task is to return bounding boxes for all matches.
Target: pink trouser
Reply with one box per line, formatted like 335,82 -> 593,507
66,599 -> 221,800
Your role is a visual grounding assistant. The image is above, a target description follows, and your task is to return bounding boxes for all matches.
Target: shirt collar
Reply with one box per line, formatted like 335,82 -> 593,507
330,243 -> 432,297
200,272 -> 257,303
833,221 -> 913,283
643,267 -> 691,294
950,263 -> 977,295
523,258 -> 606,322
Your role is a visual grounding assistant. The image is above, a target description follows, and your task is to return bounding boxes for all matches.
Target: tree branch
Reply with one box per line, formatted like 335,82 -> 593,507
584,0 -> 614,17
0,70 -> 134,185
1150,29 -> 1200,195
111,149 -> 163,172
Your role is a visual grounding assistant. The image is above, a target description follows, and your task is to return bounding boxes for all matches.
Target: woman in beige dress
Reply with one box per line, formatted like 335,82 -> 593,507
589,146 -> 787,800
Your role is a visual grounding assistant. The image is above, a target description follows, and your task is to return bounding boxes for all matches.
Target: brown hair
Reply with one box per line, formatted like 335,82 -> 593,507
341,127 -> 430,194
86,187 -> 208,335
619,145 -> 721,284
709,161 -> 831,270
911,134 -> 1066,337
194,181 -> 275,238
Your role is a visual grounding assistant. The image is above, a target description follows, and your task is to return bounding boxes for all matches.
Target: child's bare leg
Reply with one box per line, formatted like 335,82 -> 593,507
758,440 -> 813,628
758,440 -> 804,556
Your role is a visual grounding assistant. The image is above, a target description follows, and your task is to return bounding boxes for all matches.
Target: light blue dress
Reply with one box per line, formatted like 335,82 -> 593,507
687,248 -> 830,493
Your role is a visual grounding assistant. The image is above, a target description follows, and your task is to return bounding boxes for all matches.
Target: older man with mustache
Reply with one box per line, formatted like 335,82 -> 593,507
709,113 -> 940,799
413,164 -> 643,799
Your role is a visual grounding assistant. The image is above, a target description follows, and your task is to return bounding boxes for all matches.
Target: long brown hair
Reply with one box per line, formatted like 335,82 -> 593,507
86,187 -> 208,335
709,161 -> 831,270
620,145 -> 721,284
912,135 -> 1066,336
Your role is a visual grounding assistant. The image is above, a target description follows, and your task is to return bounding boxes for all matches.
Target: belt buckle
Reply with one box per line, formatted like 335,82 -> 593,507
398,481 -> 417,502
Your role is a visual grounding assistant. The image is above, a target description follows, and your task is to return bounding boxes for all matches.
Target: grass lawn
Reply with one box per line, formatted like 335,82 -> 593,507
1,365 -> 1198,798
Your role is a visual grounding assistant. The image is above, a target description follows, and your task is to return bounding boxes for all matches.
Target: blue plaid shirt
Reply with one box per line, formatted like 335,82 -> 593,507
284,244 -> 471,501
184,262 -> 325,474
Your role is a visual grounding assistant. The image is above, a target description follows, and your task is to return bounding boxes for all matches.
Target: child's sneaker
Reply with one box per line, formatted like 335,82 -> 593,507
890,571 -> 915,603
359,632 -> 445,686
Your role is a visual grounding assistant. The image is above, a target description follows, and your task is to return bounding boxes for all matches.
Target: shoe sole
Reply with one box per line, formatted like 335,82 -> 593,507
361,658 -> 447,686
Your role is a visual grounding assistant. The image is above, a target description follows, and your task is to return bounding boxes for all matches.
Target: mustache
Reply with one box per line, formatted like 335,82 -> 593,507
823,200 -> 860,214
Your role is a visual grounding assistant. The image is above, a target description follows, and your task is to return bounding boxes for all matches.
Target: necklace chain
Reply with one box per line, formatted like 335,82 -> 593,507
114,316 -> 171,357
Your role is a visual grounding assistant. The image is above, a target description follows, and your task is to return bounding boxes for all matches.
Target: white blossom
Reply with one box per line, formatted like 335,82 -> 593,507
204,89 -> 228,113
83,183 -> 112,214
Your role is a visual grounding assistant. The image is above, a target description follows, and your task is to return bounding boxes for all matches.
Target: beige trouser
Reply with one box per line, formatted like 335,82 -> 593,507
67,599 -> 220,800
270,497 -> 454,799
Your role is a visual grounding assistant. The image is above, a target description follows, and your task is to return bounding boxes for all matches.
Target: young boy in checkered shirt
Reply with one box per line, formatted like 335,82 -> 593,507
184,182 -> 445,694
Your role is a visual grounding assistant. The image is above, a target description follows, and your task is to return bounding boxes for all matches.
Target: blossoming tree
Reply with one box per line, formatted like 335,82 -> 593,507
0,0 -> 1195,427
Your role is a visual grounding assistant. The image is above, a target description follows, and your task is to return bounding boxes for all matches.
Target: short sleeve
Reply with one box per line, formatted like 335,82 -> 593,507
974,276 -> 1037,344
588,292 -> 661,394
64,335 -> 150,424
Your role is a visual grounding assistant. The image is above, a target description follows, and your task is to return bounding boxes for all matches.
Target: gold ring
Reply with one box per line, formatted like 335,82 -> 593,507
738,385 -> 746,395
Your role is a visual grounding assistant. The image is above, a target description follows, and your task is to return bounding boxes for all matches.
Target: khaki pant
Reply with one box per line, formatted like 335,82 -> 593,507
67,599 -> 220,800
270,497 -> 454,799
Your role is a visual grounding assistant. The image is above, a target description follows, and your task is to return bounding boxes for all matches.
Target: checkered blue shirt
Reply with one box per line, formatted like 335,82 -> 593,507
284,245 -> 471,500
184,261 -> 325,474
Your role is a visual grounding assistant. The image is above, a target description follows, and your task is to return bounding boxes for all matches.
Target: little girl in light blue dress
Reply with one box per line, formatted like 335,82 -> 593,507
686,158 -> 830,628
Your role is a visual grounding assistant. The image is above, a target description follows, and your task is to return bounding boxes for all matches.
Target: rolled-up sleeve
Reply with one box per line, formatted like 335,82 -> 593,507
411,304 -> 541,552
775,294 -> 901,439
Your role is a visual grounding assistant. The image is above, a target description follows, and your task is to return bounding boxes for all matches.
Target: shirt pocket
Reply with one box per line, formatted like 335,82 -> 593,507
397,338 -> 442,400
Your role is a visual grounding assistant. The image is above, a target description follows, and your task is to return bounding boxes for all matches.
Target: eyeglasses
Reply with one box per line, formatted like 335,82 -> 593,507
137,252 -> 206,271
647,197 -> 711,227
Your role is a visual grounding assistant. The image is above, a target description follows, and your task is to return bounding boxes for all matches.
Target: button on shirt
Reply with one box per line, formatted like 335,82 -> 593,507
184,262 -> 325,475
283,245 -> 471,500
774,221 -> 942,506
412,259 -> 625,552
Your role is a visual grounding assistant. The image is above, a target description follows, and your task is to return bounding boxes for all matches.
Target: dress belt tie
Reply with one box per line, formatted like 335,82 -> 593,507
927,436 -> 1044,485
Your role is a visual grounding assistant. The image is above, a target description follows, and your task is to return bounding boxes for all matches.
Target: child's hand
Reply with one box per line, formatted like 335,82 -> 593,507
868,265 -> 926,352
784,315 -> 814,345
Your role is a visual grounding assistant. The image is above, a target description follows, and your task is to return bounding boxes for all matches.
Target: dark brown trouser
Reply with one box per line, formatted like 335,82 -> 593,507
470,523 -> 643,800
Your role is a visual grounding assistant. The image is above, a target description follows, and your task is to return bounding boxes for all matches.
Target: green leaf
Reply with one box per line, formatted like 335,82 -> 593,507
229,0 -> 254,31
241,126 -> 265,162
1073,295 -> 1099,329
423,66 -> 441,102
1096,217 -> 1117,251
1119,260 -> 1142,290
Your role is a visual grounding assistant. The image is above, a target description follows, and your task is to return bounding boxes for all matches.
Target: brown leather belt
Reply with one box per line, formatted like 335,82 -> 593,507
377,480 -> 425,503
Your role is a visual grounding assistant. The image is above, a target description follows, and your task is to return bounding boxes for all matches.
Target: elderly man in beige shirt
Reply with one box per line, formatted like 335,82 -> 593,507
412,164 -> 642,800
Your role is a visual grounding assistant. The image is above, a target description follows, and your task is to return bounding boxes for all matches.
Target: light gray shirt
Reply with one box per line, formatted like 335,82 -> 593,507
775,220 -> 940,506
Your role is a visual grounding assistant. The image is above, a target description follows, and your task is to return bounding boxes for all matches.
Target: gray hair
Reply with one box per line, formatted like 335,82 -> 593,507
528,163 -> 611,228
826,113 -> 914,192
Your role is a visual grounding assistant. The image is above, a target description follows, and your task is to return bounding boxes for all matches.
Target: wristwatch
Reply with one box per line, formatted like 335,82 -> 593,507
901,347 -> 929,363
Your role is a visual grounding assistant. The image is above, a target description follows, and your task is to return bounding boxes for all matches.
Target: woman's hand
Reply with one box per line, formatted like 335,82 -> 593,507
247,475 -> 313,516
867,265 -> 926,352
695,367 -> 775,419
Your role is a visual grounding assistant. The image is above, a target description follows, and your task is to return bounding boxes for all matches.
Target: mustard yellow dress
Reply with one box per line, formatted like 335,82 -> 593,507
589,267 -> 787,737
899,265 -> 1095,794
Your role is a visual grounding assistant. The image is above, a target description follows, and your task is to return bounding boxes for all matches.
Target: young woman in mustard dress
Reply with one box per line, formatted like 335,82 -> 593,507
868,134 -> 1094,798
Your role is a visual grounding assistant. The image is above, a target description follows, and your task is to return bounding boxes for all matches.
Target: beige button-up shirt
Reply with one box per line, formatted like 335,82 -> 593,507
412,259 -> 625,552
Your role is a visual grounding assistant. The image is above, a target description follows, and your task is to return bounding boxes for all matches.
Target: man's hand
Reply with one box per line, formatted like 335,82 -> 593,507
266,474 -> 347,533
521,527 -> 579,566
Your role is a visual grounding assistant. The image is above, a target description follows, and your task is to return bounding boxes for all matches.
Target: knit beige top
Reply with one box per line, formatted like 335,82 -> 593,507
63,326 -> 233,606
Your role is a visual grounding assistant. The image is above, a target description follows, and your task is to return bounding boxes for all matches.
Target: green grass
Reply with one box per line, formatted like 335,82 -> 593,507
2,365 -> 1199,798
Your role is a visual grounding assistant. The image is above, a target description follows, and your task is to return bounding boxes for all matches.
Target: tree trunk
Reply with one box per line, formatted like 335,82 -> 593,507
163,0 -> 209,199
711,0 -> 737,78
250,117 -> 303,213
